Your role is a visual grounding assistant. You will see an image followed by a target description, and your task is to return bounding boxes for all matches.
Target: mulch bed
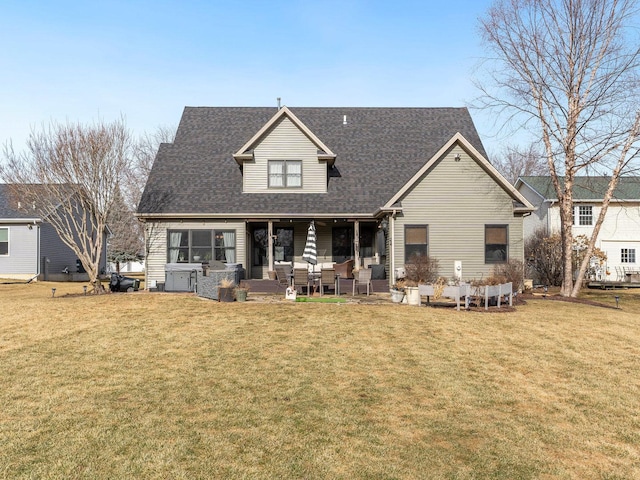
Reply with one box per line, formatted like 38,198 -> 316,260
520,293 -> 618,310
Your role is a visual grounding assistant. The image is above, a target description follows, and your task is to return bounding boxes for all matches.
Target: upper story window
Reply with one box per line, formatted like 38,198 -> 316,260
574,205 -> 593,226
268,160 -> 302,188
0,228 -> 8,255
485,225 -> 508,263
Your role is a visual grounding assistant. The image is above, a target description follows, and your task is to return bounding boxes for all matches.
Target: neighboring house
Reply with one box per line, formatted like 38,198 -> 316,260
0,184 -> 107,281
516,176 -> 640,280
137,106 -> 535,287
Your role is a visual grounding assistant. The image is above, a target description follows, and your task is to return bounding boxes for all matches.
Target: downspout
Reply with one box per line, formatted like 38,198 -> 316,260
390,210 -> 397,286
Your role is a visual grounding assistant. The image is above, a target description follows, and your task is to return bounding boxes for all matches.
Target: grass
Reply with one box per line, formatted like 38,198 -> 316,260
1,281 -> 640,479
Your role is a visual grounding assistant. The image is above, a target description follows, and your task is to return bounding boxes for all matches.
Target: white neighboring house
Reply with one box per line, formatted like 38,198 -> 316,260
516,176 -> 640,281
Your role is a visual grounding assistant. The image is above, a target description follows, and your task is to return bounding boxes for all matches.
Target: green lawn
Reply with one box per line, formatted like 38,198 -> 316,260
1,281 -> 639,479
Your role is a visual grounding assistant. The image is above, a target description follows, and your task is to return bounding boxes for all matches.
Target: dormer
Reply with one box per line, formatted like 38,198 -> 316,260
233,107 -> 336,193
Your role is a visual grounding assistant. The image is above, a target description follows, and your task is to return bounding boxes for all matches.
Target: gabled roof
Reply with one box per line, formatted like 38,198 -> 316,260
517,176 -> 640,201
0,184 -> 42,222
233,106 -> 336,165
138,106 -> 491,217
386,132 -> 534,212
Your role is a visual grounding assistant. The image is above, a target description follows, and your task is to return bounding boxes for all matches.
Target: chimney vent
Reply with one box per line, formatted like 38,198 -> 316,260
277,97 -> 281,110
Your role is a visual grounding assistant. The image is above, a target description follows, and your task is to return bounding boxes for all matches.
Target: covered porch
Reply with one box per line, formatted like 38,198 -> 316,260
245,218 -> 389,281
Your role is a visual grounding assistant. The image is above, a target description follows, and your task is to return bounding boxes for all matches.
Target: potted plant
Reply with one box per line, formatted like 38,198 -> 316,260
235,281 -> 249,302
404,255 -> 440,306
218,277 -> 235,302
390,279 -> 406,303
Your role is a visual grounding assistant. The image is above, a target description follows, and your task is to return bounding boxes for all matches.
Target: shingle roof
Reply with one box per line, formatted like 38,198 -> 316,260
0,184 -> 41,220
138,106 -> 487,216
519,176 -> 640,201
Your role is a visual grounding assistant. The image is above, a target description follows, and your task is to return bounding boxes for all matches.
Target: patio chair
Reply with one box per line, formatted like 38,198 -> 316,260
293,268 -> 311,296
274,264 -> 292,291
352,268 -> 372,296
616,266 -> 624,281
319,268 -> 336,296
334,259 -> 355,279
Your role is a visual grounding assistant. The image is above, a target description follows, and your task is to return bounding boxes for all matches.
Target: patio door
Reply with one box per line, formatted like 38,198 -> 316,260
250,224 -> 295,278
332,226 -> 353,263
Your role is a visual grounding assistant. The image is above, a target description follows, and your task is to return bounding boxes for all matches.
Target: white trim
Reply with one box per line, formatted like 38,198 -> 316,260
514,177 -> 547,201
233,106 -> 336,165
384,132 -> 535,212
0,226 -> 9,256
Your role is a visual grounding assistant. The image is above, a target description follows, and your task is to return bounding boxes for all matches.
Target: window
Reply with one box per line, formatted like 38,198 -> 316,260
268,160 -> 302,188
215,231 -> 236,263
0,228 -> 7,255
332,227 -> 353,263
167,229 -> 236,263
485,225 -> 508,263
405,225 -> 428,262
621,248 -> 636,264
273,227 -> 294,262
574,205 -> 593,226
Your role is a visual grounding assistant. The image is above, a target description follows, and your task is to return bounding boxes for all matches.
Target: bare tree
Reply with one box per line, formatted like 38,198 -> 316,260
1,119 -> 132,293
490,143 -> 547,185
107,125 -> 176,273
126,125 -> 176,210
478,0 -> 640,296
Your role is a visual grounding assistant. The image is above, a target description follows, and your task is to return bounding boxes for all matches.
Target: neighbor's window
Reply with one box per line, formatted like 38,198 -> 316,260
167,229 -> 236,263
405,225 -> 428,262
574,205 -> 593,226
268,160 -> 302,188
621,248 -> 636,263
0,228 -> 8,255
485,225 -> 508,263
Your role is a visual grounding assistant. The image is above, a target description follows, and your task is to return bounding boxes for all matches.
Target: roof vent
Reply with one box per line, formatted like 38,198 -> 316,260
343,115 -> 348,125
277,97 -> 281,110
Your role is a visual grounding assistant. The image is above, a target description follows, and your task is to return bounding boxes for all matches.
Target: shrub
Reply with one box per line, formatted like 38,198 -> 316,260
405,254 -> 440,284
488,258 -> 524,289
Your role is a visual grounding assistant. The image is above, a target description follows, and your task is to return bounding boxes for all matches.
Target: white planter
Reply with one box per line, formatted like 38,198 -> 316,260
390,289 -> 404,303
405,286 -> 421,306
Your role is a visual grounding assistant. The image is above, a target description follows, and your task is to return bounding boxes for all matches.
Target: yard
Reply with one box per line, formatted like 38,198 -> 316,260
1,281 -> 639,479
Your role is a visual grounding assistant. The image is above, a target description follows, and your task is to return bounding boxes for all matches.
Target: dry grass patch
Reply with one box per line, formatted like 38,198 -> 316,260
1,282 -> 639,478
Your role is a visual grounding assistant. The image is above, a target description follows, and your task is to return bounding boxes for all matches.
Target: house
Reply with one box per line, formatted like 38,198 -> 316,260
516,176 -> 640,280
137,106 -> 535,288
0,184 -> 107,281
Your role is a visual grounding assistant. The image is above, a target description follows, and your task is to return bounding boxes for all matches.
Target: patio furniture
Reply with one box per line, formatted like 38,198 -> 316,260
293,268 -> 311,295
319,268 -> 336,296
334,259 -> 355,279
274,264 -> 292,291
352,268 -> 372,296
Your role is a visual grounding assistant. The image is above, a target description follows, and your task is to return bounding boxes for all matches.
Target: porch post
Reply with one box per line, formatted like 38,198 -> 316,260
268,221 -> 274,273
354,220 -> 360,269
390,214 -> 396,285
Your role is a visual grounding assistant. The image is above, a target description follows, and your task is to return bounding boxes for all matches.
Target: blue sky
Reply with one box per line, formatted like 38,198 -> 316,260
1,0 -> 512,156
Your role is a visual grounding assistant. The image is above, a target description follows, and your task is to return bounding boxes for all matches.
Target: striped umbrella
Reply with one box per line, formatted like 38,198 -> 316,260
302,221 -> 318,266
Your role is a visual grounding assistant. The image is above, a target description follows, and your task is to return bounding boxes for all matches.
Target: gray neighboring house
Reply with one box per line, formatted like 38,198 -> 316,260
0,184 -> 106,281
137,106 -> 535,287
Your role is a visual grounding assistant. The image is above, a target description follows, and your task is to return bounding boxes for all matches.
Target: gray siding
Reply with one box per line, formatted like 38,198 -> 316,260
393,146 -> 525,282
145,220 -> 247,285
0,224 -> 39,277
244,117 -> 327,193
517,182 -> 548,238
40,223 -> 81,278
